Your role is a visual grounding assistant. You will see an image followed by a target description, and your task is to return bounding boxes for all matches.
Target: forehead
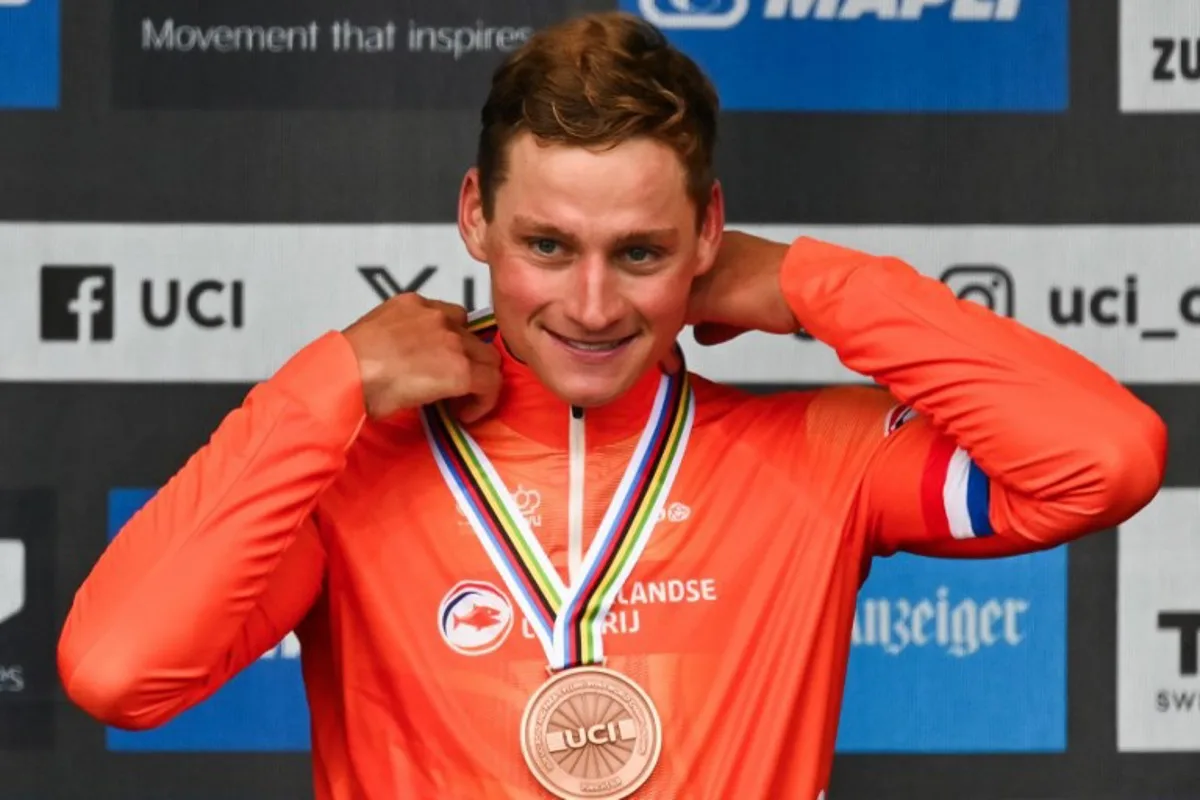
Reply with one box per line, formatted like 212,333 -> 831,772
495,132 -> 691,236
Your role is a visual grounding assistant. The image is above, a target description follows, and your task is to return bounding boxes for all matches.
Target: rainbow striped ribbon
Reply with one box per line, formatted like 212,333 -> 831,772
421,309 -> 694,669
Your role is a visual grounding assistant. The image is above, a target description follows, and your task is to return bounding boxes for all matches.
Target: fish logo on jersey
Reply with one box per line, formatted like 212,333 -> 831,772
438,580 -> 515,656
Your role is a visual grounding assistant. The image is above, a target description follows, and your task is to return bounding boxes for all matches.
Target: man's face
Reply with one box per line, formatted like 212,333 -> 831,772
459,131 -> 723,408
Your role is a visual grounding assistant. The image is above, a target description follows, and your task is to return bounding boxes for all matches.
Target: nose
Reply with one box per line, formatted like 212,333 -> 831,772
563,253 -> 626,332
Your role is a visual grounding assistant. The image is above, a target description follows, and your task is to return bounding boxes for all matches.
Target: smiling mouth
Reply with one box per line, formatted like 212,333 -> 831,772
547,330 -> 638,353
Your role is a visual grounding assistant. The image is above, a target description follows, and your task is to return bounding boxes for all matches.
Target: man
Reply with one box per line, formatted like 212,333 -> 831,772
58,11 -> 1166,800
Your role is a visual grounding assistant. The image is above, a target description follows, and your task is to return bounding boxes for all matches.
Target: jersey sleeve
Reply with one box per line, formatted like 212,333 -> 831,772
57,331 -> 367,729
855,394 -> 1036,558
779,236 -> 1168,559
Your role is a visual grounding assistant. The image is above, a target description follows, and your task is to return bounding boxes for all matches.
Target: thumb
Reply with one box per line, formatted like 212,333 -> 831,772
693,322 -> 747,347
450,361 -> 502,424
658,345 -> 683,375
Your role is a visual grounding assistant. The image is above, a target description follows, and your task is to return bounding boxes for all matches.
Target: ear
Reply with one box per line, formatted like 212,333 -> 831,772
693,179 -> 725,278
458,167 -> 489,264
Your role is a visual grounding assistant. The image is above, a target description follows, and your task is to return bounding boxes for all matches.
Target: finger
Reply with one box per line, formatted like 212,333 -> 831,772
423,299 -> 470,329
454,361 -> 502,424
684,272 -> 715,327
471,359 -> 503,407
454,390 -> 498,424
461,329 -> 502,366
693,323 -> 746,347
658,346 -> 682,375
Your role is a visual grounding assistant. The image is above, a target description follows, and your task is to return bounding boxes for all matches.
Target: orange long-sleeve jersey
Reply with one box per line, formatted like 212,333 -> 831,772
58,237 -> 1167,799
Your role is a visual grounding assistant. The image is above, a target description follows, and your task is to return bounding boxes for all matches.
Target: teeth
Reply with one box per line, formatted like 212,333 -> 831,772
563,337 -> 623,352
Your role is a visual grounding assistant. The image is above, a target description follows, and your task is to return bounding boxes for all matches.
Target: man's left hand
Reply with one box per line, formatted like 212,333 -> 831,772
685,230 -> 799,346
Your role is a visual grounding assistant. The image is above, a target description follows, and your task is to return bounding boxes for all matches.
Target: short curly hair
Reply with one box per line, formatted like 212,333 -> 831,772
475,11 -> 720,227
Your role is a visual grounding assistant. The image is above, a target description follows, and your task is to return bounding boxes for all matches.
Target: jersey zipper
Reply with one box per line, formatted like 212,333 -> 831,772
568,405 -> 585,585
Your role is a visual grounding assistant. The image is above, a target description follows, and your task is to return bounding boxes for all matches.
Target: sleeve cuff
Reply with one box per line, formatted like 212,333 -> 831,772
779,236 -> 866,308
777,236 -> 892,340
264,331 -> 367,438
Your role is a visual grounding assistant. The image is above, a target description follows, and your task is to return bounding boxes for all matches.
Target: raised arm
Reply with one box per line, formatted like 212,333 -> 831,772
58,292 -> 504,728
58,331 -> 366,729
779,236 -> 1167,557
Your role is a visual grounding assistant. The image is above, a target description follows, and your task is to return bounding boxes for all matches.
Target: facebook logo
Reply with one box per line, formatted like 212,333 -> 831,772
836,547 -> 1067,752
624,0 -> 1068,112
0,0 -> 60,109
105,488 -> 311,752
40,266 -> 115,342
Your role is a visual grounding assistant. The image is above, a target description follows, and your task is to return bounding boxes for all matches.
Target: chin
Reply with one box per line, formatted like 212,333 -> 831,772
541,364 -> 646,409
557,381 -> 632,409
533,336 -> 653,408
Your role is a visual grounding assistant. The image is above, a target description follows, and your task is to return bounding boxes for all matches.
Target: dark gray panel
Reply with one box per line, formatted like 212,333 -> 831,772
111,0 -> 568,111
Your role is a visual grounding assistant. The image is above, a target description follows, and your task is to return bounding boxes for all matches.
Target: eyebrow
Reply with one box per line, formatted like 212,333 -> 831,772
512,215 -> 677,248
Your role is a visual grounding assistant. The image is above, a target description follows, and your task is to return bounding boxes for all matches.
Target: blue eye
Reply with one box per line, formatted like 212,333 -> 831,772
532,238 -> 559,255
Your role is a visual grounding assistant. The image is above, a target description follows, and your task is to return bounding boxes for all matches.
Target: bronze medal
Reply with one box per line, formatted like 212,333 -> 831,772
520,666 -> 662,800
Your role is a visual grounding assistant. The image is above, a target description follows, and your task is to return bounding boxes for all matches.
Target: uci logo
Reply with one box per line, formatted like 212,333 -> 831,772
438,581 -> 514,656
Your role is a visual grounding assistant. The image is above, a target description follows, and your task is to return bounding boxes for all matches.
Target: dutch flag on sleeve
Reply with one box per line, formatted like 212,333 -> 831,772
920,437 -> 993,539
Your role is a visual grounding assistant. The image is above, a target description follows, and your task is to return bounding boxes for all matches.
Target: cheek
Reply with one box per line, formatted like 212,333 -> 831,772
489,254 -> 556,314
619,270 -> 693,324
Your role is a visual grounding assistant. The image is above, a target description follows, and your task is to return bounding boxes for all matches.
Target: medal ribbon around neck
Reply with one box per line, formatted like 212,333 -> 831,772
420,308 -> 694,670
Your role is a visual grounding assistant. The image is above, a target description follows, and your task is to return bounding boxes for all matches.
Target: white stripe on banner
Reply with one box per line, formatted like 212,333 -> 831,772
6,223 -> 1200,383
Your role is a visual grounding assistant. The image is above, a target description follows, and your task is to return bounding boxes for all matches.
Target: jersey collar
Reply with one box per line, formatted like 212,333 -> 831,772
487,331 -> 667,450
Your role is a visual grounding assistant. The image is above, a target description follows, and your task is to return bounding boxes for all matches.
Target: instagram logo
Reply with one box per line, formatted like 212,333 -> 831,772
638,0 -> 751,29
940,265 -> 1015,318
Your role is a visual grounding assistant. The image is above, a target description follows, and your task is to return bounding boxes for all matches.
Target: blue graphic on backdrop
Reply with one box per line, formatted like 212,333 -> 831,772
621,0 -> 1068,112
836,548 -> 1067,752
0,0 -> 60,109
105,488 -> 310,752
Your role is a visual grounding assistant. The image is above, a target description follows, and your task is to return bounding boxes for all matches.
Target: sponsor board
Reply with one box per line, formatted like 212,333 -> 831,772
5,223 -> 1200,383
836,548 -> 1067,752
1120,0 -> 1200,113
620,0 -> 1068,112
0,489 -> 57,749
104,488 -> 310,752
111,0 -> 565,109
1118,488 -> 1200,752
0,0 -> 59,109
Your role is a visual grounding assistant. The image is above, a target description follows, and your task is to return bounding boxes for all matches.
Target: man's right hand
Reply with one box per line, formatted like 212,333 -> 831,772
341,294 -> 502,423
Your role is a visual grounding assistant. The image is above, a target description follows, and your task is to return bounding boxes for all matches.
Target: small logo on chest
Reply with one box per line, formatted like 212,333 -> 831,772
437,580 -> 514,656
455,484 -> 543,528
659,501 -> 691,523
